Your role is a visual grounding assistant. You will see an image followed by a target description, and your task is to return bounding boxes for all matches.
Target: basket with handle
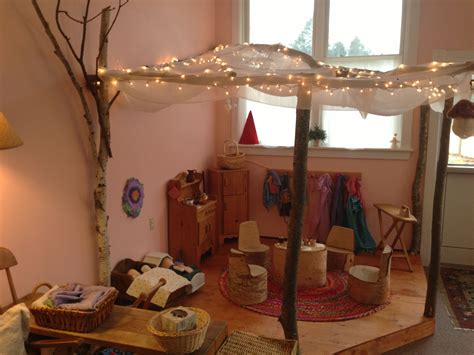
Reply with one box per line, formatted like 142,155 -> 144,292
217,140 -> 246,170
147,307 -> 211,353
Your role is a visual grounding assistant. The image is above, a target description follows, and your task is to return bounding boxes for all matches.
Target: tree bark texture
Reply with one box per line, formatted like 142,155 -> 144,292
424,98 -> 453,317
279,89 -> 311,349
95,9 -> 112,286
411,105 -> 430,254
31,1 -> 121,286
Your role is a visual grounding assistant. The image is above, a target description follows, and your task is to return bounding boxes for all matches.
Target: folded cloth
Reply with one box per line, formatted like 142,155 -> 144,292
52,283 -> 84,307
0,303 -> 30,355
55,285 -> 115,311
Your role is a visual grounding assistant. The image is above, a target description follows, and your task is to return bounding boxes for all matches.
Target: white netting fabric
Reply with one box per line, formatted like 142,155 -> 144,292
102,43 -> 473,114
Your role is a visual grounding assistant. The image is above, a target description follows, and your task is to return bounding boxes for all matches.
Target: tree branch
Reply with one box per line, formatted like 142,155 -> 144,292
55,0 -> 80,62
109,90 -> 121,108
79,0 -> 91,61
96,0 -> 129,72
58,10 -> 83,23
86,11 -> 104,23
57,9 -> 108,25
32,0 -> 98,158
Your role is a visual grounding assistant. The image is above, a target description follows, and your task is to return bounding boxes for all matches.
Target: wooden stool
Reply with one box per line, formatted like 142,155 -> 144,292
325,226 -> 355,272
374,203 -> 417,272
273,242 -> 327,288
238,221 -> 270,269
348,245 -> 393,305
228,249 -> 267,305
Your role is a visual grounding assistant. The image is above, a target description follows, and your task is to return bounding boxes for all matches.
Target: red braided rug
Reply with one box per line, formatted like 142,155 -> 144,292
219,270 -> 388,322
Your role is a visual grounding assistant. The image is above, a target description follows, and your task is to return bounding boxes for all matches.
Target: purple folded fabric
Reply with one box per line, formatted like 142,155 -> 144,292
50,284 -> 114,311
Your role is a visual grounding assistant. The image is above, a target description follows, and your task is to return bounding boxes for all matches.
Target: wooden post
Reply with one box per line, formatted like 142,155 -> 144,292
411,105 -> 430,254
424,98 -> 453,317
279,88 -> 311,350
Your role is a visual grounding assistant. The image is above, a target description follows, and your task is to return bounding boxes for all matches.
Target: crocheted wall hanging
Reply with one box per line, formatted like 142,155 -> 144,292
122,177 -> 144,218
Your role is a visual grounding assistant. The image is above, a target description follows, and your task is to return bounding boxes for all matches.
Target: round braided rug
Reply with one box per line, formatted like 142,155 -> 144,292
219,270 -> 388,322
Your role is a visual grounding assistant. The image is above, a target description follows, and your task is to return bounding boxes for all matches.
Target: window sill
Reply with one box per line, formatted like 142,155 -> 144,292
238,145 -> 413,160
447,165 -> 474,174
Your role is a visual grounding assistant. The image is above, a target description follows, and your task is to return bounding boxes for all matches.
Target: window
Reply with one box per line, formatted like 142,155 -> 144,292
237,0 -> 414,151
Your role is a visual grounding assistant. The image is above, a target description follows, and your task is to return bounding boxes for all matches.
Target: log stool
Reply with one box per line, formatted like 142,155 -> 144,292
325,226 -> 355,272
238,221 -> 270,269
348,245 -> 393,305
228,249 -> 267,305
273,242 -> 327,288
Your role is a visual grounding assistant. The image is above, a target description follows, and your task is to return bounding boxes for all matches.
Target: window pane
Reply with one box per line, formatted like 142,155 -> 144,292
242,100 -> 295,146
322,109 -> 401,148
249,0 -> 314,55
327,0 -> 403,57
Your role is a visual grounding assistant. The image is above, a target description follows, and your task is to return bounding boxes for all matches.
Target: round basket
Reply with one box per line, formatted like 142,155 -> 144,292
147,307 -> 210,353
217,140 -> 246,170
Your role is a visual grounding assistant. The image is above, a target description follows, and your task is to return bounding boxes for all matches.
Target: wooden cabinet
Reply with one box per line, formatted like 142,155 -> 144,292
207,168 -> 249,245
167,172 -> 216,266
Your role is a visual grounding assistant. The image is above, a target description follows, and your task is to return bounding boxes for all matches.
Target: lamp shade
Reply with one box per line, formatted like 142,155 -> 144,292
0,112 -> 23,149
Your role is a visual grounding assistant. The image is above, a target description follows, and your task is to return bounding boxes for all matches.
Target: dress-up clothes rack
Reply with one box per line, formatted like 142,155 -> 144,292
261,166 -> 375,253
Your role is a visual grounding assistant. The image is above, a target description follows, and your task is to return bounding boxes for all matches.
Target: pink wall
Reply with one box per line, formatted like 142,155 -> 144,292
0,0 -> 215,306
417,0 -> 474,63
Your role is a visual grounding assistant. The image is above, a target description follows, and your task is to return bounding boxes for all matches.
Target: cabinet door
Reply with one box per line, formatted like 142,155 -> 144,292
223,194 -> 248,235
222,170 -> 248,196
198,215 -> 215,252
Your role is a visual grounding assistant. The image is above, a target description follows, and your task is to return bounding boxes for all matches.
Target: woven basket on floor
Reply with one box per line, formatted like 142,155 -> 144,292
30,288 -> 118,333
217,140 -> 246,170
148,307 -> 210,353
218,331 -> 297,355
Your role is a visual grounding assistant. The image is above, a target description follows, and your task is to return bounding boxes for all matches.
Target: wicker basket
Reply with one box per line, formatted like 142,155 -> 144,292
30,288 -> 118,333
217,140 -> 246,170
148,307 -> 210,353
217,331 -> 297,355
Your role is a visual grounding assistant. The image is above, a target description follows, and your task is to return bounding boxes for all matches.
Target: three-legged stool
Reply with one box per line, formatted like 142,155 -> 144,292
374,203 -> 417,272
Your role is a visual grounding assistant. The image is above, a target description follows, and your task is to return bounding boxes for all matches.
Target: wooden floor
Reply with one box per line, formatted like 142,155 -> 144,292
180,238 -> 434,354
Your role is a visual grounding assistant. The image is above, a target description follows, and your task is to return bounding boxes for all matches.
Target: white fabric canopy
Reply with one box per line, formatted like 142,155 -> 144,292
102,43 -> 473,114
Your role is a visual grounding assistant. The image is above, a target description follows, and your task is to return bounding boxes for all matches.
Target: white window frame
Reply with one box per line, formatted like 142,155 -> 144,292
231,0 -> 420,160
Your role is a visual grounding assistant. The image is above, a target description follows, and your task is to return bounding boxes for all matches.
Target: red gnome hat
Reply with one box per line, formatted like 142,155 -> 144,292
239,110 -> 259,144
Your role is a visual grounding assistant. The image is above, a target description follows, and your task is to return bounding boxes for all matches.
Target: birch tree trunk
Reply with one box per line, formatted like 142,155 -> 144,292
279,89 -> 311,349
411,105 -> 430,254
31,1 -> 123,286
424,98 -> 453,317
95,9 -> 112,286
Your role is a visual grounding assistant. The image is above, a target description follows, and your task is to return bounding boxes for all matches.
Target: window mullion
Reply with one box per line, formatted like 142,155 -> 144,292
312,0 -> 329,129
313,0 -> 329,59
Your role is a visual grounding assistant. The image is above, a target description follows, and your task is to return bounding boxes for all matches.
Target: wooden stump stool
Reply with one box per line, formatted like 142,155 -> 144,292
228,249 -> 267,305
242,249 -> 271,270
273,242 -> 327,289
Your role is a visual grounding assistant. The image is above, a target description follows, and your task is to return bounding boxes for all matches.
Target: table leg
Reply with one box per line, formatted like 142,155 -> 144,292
376,209 -> 384,248
378,221 -> 397,249
391,222 -> 413,272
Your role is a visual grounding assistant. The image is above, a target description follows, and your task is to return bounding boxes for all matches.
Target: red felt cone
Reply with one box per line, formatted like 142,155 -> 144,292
239,111 -> 259,144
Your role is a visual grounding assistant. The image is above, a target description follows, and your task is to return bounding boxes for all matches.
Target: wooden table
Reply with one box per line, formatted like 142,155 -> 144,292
29,305 -> 227,355
273,242 -> 327,288
374,203 -> 417,272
